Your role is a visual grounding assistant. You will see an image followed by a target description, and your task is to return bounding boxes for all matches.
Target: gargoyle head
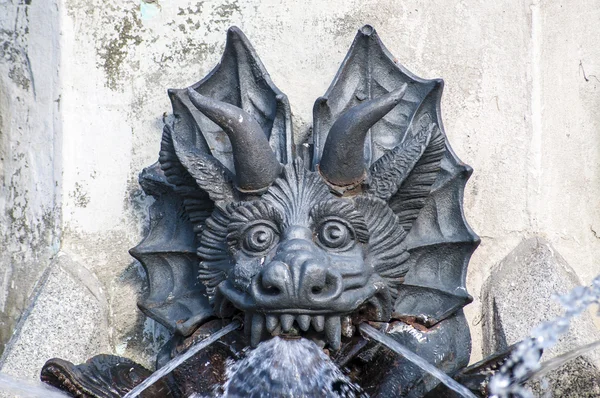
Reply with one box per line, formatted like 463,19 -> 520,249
201,160 -> 402,349
42,26 -> 479,398
162,83 -> 442,349
135,26 -> 474,351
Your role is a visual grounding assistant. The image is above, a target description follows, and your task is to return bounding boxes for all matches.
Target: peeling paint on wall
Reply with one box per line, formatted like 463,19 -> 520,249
140,0 -> 161,21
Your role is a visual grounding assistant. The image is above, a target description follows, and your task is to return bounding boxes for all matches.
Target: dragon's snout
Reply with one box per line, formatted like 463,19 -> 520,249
216,229 -> 388,349
249,231 -> 368,314
251,256 -> 344,310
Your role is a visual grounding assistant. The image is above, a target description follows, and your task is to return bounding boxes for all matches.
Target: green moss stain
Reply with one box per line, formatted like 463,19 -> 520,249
177,2 -> 204,16
70,182 -> 90,208
97,12 -> 143,90
99,17 -> 143,90
1,3 -> 33,92
156,39 -> 219,69
213,0 -> 240,20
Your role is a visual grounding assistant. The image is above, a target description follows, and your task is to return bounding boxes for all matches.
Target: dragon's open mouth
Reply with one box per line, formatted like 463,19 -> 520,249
216,278 -> 391,349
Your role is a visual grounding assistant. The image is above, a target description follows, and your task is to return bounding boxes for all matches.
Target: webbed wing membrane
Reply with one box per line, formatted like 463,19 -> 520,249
395,145 -> 479,326
168,26 -> 293,173
132,27 -> 292,336
312,25 -> 441,168
129,163 -> 213,336
313,25 -> 479,326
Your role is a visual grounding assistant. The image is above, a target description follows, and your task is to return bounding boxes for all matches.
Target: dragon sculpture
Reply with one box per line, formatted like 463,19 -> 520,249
41,25 -> 483,397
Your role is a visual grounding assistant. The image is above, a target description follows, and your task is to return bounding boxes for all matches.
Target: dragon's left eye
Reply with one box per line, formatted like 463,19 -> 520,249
242,222 -> 278,255
316,219 -> 355,251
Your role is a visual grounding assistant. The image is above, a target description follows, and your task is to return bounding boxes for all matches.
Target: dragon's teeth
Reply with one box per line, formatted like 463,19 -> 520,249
297,315 -> 311,331
325,316 -> 342,350
250,313 -> 265,347
312,315 -> 325,332
266,314 -> 279,333
280,314 -> 294,332
341,315 -> 354,338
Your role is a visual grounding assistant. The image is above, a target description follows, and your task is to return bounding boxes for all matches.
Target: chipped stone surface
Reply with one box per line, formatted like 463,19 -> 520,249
482,237 -> 600,358
0,0 -> 599,379
482,237 -> 600,395
0,253 -> 110,381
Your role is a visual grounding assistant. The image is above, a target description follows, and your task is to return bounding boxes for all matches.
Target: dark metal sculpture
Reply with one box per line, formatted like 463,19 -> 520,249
41,25 -> 482,397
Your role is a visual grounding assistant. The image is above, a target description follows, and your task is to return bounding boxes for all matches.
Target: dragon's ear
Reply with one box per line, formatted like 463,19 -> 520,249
369,113 -> 446,231
160,123 -> 236,204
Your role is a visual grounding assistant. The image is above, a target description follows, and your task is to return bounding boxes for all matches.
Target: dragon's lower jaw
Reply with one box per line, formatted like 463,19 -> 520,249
245,311 -> 350,350
215,275 -> 392,349
230,293 -> 390,350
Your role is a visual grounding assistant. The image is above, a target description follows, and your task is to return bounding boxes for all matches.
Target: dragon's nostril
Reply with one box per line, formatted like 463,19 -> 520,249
304,269 -> 344,303
259,261 -> 291,297
263,284 -> 281,296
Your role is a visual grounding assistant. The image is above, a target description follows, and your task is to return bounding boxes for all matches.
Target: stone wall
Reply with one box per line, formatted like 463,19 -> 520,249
0,0 -> 62,355
0,0 -> 599,376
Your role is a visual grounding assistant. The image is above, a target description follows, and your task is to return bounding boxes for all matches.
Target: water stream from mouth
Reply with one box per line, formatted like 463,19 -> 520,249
222,336 -> 364,397
123,320 -> 241,398
359,323 -> 477,398
0,372 -> 70,397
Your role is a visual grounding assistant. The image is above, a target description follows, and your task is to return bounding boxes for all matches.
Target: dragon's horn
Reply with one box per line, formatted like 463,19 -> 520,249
187,88 -> 282,193
319,84 -> 407,187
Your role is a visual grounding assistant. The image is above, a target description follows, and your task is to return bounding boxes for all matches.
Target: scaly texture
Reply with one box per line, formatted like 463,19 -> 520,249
368,115 -> 437,201
388,114 -> 446,231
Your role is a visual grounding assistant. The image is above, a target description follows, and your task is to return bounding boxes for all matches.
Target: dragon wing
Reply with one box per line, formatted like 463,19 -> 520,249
129,163 -> 213,336
168,26 -> 293,171
312,25 -> 440,168
312,25 -> 479,326
396,146 -> 479,326
131,27 -> 293,336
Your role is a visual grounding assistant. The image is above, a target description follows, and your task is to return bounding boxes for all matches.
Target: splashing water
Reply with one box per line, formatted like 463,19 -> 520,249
0,372 -> 69,397
123,321 -> 241,398
222,336 -> 364,397
489,275 -> 600,398
359,323 -> 478,398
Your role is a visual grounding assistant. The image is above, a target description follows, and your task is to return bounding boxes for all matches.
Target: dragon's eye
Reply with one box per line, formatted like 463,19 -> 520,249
242,222 -> 278,255
316,219 -> 355,251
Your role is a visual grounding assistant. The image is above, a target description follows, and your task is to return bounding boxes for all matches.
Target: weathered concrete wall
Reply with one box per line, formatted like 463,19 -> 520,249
0,0 -> 62,354
536,0 -> 600,284
466,0 -> 600,360
0,0 -> 599,375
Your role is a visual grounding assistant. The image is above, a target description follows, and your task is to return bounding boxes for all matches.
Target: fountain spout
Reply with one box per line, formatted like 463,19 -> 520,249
359,323 -> 477,398
123,321 -> 241,398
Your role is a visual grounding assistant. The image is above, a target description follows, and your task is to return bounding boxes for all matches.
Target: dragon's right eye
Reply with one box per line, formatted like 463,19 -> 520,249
241,221 -> 279,255
316,218 -> 355,251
